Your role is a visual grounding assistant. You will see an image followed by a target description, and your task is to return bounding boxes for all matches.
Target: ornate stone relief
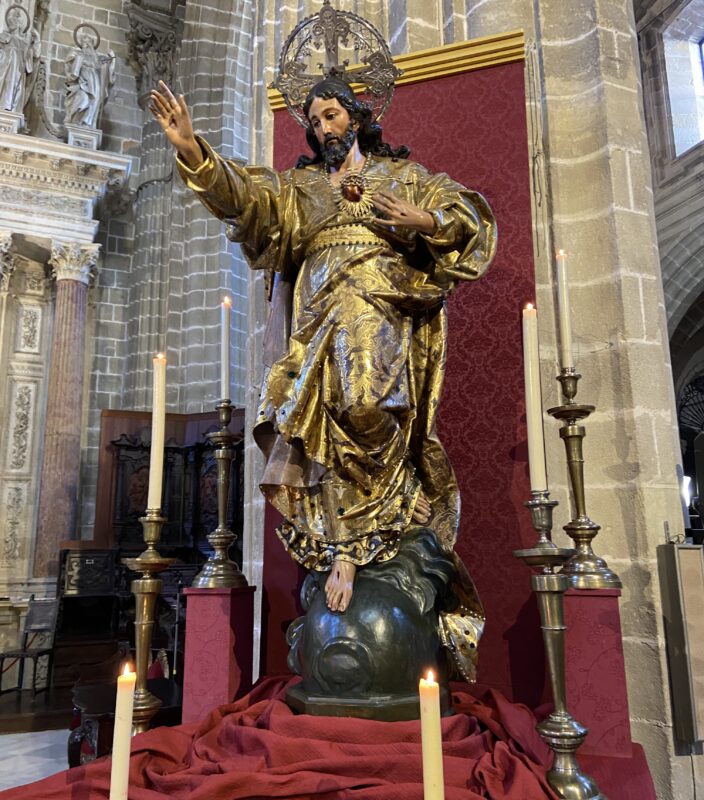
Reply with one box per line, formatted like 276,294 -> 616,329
0,230 -> 14,291
0,133 -> 131,243
0,157 -> 110,195
2,483 -> 26,563
6,381 -> 35,473
49,241 -> 100,284
16,304 -> 41,353
126,2 -> 181,107
22,270 -> 46,296
2,185 -> 87,217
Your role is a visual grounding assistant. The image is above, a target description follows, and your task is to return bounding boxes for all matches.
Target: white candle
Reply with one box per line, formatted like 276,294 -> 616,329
147,352 -> 166,510
220,296 -> 232,400
522,304 -> 548,492
109,664 -> 136,800
555,249 -> 575,370
419,670 -> 444,800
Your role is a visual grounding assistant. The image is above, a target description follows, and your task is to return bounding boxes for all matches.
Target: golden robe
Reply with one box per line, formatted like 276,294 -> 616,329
178,138 -> 497,679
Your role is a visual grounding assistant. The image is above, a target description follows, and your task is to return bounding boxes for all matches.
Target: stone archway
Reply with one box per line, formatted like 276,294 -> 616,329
662,226 -> 704,338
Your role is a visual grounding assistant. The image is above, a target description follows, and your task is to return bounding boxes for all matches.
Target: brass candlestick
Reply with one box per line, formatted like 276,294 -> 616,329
547,368 -> 621,589
192,400 -> 248,589
122,509 -> 175,734
514,497 -> 606,800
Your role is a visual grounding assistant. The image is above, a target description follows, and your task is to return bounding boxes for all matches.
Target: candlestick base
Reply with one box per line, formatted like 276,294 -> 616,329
192,400 -> 248,589
560,518 -> 622,589
192,526 -> 248,589
537,712 -> 606,800
123,510 -> 175,734
131,686 -> 162,735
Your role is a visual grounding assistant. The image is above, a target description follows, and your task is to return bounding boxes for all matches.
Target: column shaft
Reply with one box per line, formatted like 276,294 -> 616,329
34,278 -> 89,577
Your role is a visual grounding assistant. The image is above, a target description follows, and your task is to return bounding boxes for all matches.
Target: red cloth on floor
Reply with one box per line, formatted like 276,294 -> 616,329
0,678 -> 565,800
0,678 -> 559,800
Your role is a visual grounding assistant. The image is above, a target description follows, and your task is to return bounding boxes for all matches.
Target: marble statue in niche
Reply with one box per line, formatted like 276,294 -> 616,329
0,4 -> 39,113
64,23 -> 115,128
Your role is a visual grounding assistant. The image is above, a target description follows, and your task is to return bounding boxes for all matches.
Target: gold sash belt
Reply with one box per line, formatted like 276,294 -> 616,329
305,224 -> 388,258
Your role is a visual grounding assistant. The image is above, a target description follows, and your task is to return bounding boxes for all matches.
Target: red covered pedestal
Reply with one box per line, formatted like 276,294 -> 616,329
564,588 -> 632,757
182,586 -> 255,724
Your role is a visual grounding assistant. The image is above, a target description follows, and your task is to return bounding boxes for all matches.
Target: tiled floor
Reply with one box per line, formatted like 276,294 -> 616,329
0,729 -> 69,790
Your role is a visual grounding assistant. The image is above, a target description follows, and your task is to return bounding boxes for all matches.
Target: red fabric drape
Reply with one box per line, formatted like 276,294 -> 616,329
1,678 -> 560,800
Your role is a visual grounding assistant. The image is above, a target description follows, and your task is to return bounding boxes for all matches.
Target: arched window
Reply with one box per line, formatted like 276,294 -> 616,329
663,3 -> 704,156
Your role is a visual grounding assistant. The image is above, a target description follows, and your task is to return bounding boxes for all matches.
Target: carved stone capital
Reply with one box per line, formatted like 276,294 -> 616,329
126,2 -> 181,108
0,230 -> 15,291
49,242 -> 101,284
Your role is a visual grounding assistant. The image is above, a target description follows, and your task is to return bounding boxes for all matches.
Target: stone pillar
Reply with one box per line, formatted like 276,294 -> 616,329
33,242 -> 100,578
124,1 -> 181,410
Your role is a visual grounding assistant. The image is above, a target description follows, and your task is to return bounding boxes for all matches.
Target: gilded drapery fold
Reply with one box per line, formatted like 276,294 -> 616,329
178,139 -> 496,680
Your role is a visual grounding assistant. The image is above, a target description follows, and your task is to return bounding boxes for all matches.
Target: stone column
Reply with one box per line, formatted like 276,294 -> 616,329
33,242 -> 100,578
124,1 -> 181,409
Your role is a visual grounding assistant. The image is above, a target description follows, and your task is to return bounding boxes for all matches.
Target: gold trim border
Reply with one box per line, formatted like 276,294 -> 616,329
267,29 -> 525,112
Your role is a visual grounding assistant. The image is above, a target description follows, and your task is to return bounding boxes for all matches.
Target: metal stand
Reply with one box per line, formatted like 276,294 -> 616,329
122,509 -> 175,734
192,400 -> 248,588
514,493 -> 606,800
547,368 -> 621,589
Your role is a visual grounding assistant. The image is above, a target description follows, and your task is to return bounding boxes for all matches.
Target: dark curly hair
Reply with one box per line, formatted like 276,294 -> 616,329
296,77 -> 409,168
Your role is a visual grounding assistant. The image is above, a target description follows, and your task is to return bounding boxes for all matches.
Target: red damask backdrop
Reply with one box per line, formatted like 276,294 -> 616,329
265,61 -> 545,704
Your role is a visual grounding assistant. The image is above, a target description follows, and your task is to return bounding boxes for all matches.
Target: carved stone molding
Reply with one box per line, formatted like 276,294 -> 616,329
0,132 -> 131,242
49,242 -> 101,285
21,270 -> 47,297
16,304 -> 42,353
6,381 -> 35,474
0,230 -> 14,291
126,2 -> 181,108
1,482 -> 27,564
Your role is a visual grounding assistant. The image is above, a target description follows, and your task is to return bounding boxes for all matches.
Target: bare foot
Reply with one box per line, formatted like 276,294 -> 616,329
325,559 -> 356,612
412,489 -> 432,525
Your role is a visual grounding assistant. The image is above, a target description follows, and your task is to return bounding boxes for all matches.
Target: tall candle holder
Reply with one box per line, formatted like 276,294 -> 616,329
122,509 -> 175,733
547,368 -> 621,589
192,399 -> 248,588
514,496 -> 605,800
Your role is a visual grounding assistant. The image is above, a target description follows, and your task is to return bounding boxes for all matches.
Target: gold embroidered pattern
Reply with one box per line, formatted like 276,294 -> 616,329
304,223 -> 389,258
276,520 -> 400,571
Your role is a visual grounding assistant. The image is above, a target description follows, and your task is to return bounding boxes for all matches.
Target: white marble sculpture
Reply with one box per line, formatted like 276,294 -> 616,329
0,5 -> 40,113
64,23 -> 115,128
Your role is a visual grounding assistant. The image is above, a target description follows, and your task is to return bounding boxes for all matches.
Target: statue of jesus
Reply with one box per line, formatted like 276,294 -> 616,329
150,75 -> 496,679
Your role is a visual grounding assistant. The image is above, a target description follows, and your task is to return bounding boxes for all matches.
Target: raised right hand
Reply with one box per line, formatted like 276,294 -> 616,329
149,80 -> 203,169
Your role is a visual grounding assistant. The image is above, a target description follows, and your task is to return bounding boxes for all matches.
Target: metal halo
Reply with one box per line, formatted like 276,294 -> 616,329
5,5 -> 30,35
271,1 -> 401,129
73,22 -> 100,49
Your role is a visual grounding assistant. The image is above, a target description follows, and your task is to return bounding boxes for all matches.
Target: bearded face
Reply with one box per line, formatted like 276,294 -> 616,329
321,122 -> 357,170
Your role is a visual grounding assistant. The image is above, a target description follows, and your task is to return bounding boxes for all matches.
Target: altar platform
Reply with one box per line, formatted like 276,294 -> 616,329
0,676 -> 655,800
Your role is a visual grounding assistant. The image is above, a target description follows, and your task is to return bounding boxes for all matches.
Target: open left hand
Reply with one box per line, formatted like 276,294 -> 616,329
372,190 -> 436,235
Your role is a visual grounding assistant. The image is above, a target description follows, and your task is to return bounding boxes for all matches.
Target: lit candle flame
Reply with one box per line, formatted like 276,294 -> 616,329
155,352 -> 165,361
222,296 -> 232,307
122,663 -> 133,677
558,249 -> 566,256
525,302 -> 534,310
426,669 -> 435,683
